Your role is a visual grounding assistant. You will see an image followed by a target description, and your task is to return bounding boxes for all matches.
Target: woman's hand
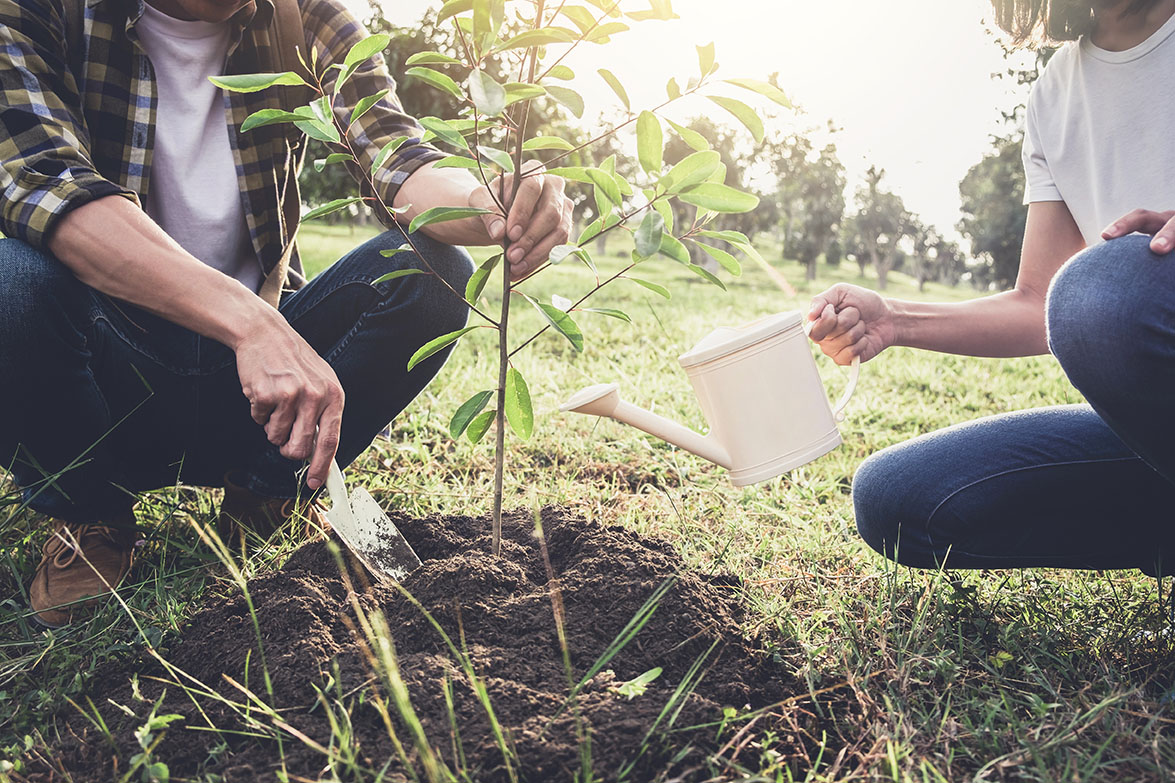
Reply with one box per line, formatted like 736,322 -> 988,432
806,283 -> 897,365
1102,209 -> 1175,253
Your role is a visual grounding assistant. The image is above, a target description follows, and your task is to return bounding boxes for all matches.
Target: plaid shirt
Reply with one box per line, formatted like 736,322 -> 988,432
0,0 -> 442,286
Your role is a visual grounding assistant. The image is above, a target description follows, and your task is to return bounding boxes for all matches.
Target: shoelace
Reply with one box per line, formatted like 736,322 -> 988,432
44,525 -> 121,569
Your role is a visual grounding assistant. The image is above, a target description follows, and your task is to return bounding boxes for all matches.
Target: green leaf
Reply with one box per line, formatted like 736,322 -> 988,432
378,247 -> 414,257
405,51 -> 463,65
652,198 -> 675,233
634,210 -> 664,258
585,168 -> 622,207
371,135 -> 409,176
504,368 -> 534,439
466,409 -> 496,443
292,105 -> 339,144
635,111 -> 663,174
433,155 -> 480,170
437,0 -> 474,24
665,117 -> 709,152
349,88 -> 390,126
694,242 -> 742,275
241,108 -> 306,132
626,277 -> 671,299
666,77 -> 681,100
408,206 -> 493,234
546,64 -> 575,80
407,326 -> 480,371
525,296 -> 584,351
658,233 -> 690,265
559,5 -> 596,32
723,77 -> 791,108
580,307 -> 631,322
465,253 -> 501,302
313,152 -> 352,172
707,95 -> 764,143
597,68 -> 630,111
406,67 -> 465,101
546,85 -> 584,118
344,34 -> 390,68
523,135 -> 575,152
419,116 -> 470,149
477,145 -> 515,172
586,21 -> 629,42
697,229 -> 750,244
498,28 -> 577,50
208,72 -> 307,93
696,42 -> 716,76
504,82 -> 547,106
687,263 -> 727,289
549,244 -> 586,265
450,390 -> 494,438
616,667 -> 662,699
543,165 -> 593,184
302,197 -> 363,221
468,69 -> 506,116
372,268 -> 427,284
662,150 -> 720,192
678,183 -> 760,213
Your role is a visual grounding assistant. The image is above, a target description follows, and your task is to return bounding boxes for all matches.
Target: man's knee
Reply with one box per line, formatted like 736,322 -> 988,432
1046,235 -> 1172,392
852,445 -> 943,568
367,230 -> 474,331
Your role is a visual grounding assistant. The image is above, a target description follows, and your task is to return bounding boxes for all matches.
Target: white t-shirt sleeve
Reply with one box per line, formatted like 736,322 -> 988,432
1022,87 -> 1064,204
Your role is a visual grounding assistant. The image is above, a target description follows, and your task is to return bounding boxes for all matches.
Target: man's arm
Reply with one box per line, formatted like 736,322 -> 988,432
48,197 -> 344,490
807,201 -> 1087,363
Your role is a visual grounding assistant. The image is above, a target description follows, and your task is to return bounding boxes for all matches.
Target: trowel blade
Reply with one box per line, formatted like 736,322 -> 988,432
344,486 -> 422,582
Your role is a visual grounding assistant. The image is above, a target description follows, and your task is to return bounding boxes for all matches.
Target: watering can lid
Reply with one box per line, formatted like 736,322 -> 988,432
678,311 -> 803,369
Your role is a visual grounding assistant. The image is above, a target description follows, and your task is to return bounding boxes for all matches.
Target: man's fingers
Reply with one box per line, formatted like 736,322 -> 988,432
281,394 -> 324,462
505,173 -> 544,248
307,396 -> 344,490
264,392 -> 298,448
1150,214 -> 1175,254
511,193 -> 570,274
470,187 -> 507,242
250,398 -> 276,427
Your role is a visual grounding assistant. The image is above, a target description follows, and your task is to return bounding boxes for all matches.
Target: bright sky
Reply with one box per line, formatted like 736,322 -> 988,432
363,0 -> 1036,237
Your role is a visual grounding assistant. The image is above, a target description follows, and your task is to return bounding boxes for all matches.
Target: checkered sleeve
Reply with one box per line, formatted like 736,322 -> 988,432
0,0 -> 138,248
301,0 -> 444,227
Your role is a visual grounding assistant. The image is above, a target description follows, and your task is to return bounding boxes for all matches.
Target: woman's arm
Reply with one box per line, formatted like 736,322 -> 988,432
808,201 -> 1086,364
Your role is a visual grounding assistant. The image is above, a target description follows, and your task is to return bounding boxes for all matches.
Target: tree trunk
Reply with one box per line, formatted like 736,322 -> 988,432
805,257 -> 816,281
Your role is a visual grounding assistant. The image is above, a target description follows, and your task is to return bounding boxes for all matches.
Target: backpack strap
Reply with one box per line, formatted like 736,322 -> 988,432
258,0 -> 309,308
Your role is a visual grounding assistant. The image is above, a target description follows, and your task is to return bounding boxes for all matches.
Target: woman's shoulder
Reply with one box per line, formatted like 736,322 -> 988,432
1027,42 -> 1081,106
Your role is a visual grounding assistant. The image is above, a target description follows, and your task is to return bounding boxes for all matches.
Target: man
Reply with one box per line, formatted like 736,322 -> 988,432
0,0 -> 573,626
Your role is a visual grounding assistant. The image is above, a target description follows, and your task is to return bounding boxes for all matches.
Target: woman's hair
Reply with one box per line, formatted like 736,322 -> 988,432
991,0 -> 1164,44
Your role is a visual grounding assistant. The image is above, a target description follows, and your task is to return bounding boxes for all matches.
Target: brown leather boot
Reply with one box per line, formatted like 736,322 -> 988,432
215,475 -> 329,554
29,522 -> 136,628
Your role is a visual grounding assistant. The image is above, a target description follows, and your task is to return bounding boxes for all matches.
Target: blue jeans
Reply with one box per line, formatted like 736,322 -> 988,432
853,235 -> 1175,575
0,231 -> 472,524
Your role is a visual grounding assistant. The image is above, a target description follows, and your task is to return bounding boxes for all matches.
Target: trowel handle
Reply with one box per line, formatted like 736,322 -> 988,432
803,318 -> 861,423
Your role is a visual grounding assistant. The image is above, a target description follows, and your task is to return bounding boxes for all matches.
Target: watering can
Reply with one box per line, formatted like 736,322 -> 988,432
559,311 -> 860,486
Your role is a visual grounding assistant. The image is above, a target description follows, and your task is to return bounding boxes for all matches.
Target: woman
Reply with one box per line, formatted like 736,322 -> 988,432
807,0 -> 1175,575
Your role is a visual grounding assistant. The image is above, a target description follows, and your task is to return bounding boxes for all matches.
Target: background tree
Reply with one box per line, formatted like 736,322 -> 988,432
957,134 -> 1025,290
849,166 -> 911,290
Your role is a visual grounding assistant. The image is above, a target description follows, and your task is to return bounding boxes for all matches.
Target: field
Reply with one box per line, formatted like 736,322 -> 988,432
2,222 -> 1173,781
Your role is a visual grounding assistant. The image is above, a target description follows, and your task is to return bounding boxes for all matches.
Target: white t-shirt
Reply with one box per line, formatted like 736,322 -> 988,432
136,3 -> 261,292
1022,9 -> 1175,246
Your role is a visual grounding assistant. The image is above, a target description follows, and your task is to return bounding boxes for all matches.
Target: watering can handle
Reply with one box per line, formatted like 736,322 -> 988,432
803,320 -> 861,423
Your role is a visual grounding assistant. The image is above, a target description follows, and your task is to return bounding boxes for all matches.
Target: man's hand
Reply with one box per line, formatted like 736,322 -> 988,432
471,162 -> 574,280
1102,209 -> 1175,253
806,283 -> 897,365
234,319 -> 344,490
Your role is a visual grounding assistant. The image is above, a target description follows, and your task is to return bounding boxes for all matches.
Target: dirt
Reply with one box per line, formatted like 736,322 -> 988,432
30,508 -> 857,782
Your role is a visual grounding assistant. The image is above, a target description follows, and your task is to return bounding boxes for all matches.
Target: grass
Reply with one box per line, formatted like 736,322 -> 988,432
3,222 -> 1175,781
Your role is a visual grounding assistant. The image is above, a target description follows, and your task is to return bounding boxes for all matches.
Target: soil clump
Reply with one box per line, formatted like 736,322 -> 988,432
33,508 -> 852,781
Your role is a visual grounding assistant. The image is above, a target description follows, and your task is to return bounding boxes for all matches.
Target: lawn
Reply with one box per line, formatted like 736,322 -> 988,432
2,222 -> 1173,781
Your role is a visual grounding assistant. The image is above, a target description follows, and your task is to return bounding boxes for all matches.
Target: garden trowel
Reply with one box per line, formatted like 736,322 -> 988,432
324,459 -> 421,582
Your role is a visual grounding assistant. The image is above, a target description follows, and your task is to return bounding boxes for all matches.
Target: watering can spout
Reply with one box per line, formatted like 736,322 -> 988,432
560,384 -> 733,469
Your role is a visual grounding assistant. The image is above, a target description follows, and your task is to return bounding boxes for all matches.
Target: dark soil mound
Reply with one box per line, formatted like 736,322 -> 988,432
35,508 -> 853,781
